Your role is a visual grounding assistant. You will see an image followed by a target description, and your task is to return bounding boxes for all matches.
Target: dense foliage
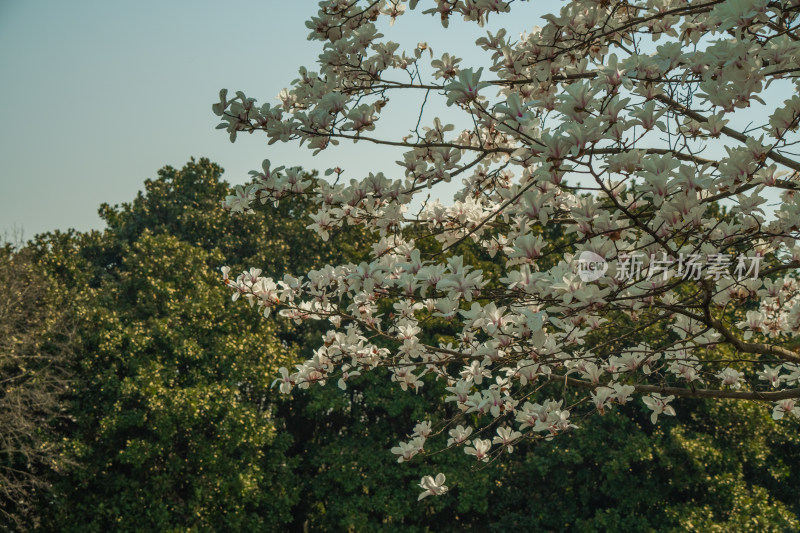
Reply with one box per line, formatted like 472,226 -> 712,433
0,244 -> 72,530
0,158 -> 797,530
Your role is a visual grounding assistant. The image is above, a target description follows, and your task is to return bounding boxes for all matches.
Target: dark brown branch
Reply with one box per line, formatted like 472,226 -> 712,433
551,374 -> 800,400
654,93 -> 800,173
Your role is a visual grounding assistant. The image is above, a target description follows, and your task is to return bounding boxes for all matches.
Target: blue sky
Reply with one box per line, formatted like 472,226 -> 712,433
0,0 -> 548,239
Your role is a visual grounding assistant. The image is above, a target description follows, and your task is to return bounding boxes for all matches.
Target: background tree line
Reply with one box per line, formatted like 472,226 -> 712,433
1,158 -> 798,531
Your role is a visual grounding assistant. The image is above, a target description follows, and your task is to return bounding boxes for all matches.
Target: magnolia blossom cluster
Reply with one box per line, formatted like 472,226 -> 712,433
216,0 -> 800,499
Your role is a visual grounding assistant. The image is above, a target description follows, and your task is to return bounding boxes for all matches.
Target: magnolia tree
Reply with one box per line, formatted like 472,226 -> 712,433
214,0 -> 800,499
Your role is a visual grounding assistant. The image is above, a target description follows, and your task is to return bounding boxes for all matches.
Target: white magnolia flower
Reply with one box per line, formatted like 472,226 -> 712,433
492,426 -> 522,453
271,367 -> 294,394
464,438 -> 492,462
758,365 -> 783,389
591,386 -> 614,414
412,421 -> 433,438
612,383 -> 635,405
447,425 -> 473,446
391,436 -> 425,463
418,473 -> 448,500
642,394 -> 676,424
772,399 -> 800,420
716,368 -> 744,389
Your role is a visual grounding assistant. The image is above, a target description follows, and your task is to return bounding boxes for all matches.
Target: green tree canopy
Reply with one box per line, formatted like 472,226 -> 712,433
15,158 -> 799,532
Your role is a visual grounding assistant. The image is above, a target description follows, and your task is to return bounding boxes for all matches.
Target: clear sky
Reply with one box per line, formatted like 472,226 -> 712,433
0,0 -> 549,240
